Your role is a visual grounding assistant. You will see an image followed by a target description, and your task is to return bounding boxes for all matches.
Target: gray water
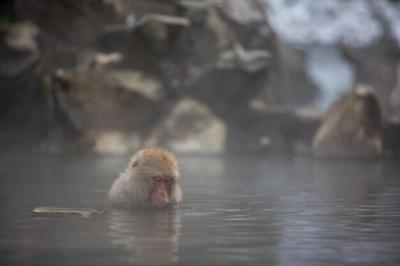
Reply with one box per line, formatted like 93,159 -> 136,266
0,154 -> 399,265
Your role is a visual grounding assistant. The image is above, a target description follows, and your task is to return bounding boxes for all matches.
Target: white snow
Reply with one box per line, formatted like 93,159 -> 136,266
264,0 -> 400,47
306,46 -> 355,108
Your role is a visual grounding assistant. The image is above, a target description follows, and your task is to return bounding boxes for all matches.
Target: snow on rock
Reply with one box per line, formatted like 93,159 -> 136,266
264,0 -> 391,47
219,0 -> 265,25
306,46 -> 355,109
375,1 -> 400,46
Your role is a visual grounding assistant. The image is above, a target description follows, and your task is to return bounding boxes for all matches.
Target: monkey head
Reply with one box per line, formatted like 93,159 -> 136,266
108,148 -> 182,209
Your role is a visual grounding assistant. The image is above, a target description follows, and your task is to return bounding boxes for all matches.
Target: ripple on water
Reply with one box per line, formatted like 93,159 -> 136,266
1,156 -> 400,265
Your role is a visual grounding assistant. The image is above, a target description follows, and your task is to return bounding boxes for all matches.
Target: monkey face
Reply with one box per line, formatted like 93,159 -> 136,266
108,148 -> 182,210
150,176 -> 173,208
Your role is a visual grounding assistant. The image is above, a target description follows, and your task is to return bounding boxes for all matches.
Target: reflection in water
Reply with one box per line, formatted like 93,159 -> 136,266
277,160 -> 400,265
108,209 -> 181,264
0,155 -> 400,265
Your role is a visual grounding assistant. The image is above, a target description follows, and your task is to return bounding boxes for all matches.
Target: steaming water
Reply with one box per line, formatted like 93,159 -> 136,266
1,154 -> 400,265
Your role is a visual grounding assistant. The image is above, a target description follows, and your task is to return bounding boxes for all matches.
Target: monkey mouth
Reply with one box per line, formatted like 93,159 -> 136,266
152,201 -> 171,209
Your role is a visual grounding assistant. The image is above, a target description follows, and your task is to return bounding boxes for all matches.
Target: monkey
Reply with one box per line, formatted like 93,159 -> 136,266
108,148 -> 182,209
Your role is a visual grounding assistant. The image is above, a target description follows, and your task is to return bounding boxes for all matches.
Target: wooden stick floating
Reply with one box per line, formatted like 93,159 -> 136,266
32,207 -> 103,217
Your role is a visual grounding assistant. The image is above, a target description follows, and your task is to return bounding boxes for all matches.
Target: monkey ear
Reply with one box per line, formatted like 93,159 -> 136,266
131,159 -> 139,168
130,152 -> 142,168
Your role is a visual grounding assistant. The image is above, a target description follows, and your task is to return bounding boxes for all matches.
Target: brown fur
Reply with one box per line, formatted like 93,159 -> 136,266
108,148 -> 182,209
313,85 -> 382,157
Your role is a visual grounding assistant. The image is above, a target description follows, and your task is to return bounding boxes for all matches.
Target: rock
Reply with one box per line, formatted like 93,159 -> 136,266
32,207 -> 102,217
313,85 -> 383,157
0,21 -> 39,77
218,0 -> 265,25
178,0 -> 211,10
226,106 -> 320,155
135,14 -> 190,28
0,0 -> 277,155
92,52 -> 122,68
154,98 -> 226,154
206,6 -> 236,50
5,21 -> 39,52
50,69 -> 165,132
109,70 -> 163,101
133,14 -> 190,52
103,0 -> 130,17
177,0 -> 212,24
44,69 -> 169,154
0,51 -> 38,77
160,2 -> 271,118
216,43 -> 270,72
93,131 -> 140,155
383,118 -> 400,157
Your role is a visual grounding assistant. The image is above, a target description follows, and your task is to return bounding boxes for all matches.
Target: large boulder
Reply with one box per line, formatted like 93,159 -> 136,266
1,0 -> 275,154
149,98 -> 226,154
313,85 -> 383,157
44,68 -> 169,154
49,69 -> 165,132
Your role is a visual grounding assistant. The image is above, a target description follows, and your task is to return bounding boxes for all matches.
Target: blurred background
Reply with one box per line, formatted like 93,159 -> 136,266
2,2 -> 400,265
1,0 -> 400,157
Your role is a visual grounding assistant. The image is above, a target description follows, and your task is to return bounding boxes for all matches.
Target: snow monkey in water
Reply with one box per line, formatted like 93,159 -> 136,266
108,148 -> 182,209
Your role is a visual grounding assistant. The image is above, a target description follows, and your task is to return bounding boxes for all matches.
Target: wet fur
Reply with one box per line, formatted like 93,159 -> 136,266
108,148 -> 182,209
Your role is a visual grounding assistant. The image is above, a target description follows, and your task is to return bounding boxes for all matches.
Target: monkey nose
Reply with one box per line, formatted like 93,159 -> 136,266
161,192 -> 168,201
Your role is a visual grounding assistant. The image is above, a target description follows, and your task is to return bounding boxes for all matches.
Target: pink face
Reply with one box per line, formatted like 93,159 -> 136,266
150,176 -> 172,208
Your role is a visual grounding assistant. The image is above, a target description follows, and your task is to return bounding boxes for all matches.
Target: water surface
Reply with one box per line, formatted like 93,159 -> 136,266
0,154 -> 399,265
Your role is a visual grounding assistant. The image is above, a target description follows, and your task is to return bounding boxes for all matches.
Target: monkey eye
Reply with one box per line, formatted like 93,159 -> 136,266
164,178 -> 173,185
153,176 -> 162,182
